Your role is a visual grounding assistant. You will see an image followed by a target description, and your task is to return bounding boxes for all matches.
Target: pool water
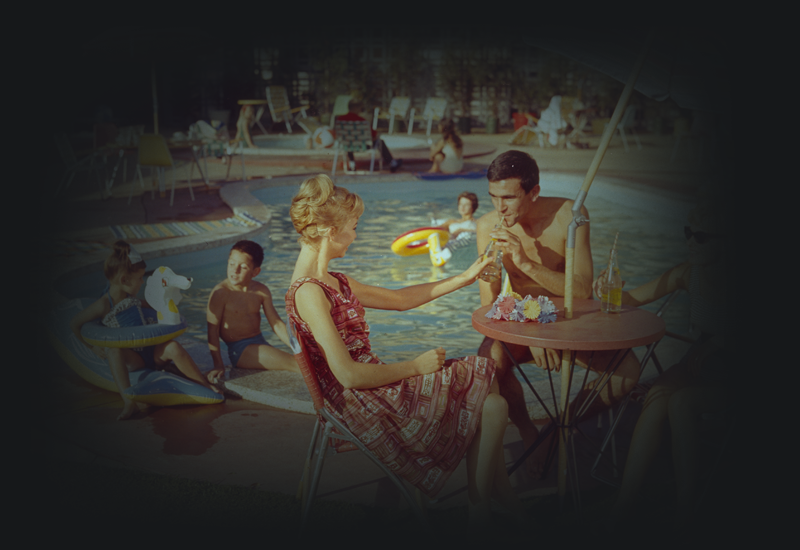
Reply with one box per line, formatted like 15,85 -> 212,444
55,175 -> 693,367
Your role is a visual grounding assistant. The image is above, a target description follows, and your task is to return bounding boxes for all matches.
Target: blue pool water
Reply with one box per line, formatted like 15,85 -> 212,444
55,175 -> 693,364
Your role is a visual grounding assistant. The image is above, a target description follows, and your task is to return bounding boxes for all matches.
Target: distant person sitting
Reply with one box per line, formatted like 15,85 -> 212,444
336,98 -> 402,173
206,240 -> 299,384
428,119 -> 464,174
537,95 -> 568,147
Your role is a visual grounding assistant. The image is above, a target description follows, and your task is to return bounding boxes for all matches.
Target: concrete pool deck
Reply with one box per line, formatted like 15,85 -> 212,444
40,128 -> 715,511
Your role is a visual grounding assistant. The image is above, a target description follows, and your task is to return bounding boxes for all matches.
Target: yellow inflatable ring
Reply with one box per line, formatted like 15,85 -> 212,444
391,227 -> 449,256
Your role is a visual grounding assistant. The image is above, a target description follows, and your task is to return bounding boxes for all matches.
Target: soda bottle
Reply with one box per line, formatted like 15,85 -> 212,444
600,249 -> 622,313
478,223 -> 503,283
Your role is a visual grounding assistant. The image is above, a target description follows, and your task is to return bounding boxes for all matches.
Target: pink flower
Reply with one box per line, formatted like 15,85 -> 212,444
498,295 -> 517,315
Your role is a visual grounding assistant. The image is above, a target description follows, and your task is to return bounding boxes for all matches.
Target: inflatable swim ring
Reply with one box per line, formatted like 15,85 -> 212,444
391,227 -> 449,256
81,308 -> 187,348
47,298 -> 223,406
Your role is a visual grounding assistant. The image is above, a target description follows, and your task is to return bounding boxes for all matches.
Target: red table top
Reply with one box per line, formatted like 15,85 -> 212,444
472,297 -> 665,351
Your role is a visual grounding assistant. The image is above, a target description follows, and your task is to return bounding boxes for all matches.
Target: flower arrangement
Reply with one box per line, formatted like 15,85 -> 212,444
485,293 -> 557,323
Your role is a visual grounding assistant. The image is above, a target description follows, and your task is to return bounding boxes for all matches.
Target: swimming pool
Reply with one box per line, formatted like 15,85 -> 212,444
55,174 -> 693,367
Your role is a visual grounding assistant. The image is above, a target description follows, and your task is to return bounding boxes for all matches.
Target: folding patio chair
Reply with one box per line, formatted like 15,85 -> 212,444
289,323 -> 427,526
266,85 -> 309,134
331,119 -> 381,176
132,134 -> 195,207
409,98 -> 447,137
372,96 -> 412,135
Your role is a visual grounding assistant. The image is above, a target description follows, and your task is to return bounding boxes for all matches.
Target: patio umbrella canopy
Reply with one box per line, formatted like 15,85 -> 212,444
525,28 -> 733,114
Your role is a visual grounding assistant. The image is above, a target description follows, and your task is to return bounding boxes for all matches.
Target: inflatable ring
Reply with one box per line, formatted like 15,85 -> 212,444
81,307 -> 188,348
391,227 -> 450,256
48,298 -> 222,406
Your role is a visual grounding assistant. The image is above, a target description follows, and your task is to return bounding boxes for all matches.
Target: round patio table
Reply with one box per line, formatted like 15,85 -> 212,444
472,297 -> 665,508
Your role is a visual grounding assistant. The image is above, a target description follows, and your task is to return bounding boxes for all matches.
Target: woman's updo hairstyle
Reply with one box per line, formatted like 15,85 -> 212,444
290,174 -> 364,246
104,240 -> 146,282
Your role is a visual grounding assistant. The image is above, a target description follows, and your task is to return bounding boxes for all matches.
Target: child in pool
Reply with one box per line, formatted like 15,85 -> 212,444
206,240 -> 299,384
70,240 -> 221,420
428,191 -> 478,266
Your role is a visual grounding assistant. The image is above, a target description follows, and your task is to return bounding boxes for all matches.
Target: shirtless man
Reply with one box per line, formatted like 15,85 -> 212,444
206,240 -> 299,384
476,150 -> 640,476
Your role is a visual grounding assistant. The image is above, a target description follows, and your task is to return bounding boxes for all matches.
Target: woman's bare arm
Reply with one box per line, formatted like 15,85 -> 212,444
294,283 -> 444,389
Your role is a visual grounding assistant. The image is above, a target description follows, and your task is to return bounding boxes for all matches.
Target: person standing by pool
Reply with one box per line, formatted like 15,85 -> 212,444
335,98 -> 402,173
475,150 -> 640,476
206,240 -> 299,384
428,119 -> 464,174
286,174 -> 527,526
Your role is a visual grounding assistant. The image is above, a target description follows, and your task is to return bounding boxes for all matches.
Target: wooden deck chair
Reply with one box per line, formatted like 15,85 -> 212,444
132,134 -> 195,207
53,132 -> 104,198
372,96 -> 412,135
288,323 -> 428,526
409,98 -> 448,137
590,290 -> 687,486
266,86 -> 308,134
331,119 -> 381,176
328,95 -> 353,127
615,104 -> 642,153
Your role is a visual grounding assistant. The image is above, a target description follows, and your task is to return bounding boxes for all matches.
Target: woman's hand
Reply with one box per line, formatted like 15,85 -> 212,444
412,347 -> 446,375
458,255 -> 495,285
489,225 -> 531,267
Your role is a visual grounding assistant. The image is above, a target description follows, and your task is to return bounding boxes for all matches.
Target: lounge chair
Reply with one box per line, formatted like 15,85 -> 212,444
289,323 -> 427,526
508,113 -> 546,147
328,95 -> 353,127
372,96 -> 412,135
409,98 -> 447,137
266,85 -> 309,134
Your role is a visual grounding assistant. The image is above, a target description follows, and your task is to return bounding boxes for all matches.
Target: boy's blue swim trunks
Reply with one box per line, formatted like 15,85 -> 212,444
227,333 -> 270,367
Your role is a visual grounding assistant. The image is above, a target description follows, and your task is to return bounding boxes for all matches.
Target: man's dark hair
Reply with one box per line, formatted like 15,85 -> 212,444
231,240 -> 264,268
486,150 -> 540,193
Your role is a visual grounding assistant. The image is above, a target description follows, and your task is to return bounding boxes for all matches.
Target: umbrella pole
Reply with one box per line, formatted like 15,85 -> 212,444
563,30 -> 655,318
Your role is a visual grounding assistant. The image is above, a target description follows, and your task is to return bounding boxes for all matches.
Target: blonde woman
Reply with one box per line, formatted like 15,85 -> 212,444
285,174 -> 527,527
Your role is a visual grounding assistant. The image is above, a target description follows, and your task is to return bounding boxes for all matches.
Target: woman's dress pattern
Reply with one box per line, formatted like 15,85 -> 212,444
285,272 -> 495,497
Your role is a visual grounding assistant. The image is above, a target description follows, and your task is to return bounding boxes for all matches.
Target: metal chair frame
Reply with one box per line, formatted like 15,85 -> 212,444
288,324 -> 427,526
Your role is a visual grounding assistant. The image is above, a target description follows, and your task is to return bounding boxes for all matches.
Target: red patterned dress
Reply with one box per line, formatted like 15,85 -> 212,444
285,272 -> 496,497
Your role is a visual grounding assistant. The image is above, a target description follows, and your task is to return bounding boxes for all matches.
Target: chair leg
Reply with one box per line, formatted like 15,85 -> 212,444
298,418 -> 321,502
239,142 -> 246,183
302,423 -> 334,524
332,145 -> 339,177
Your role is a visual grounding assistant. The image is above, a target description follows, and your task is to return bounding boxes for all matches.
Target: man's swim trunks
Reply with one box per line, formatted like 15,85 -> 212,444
227,333 -> 270,367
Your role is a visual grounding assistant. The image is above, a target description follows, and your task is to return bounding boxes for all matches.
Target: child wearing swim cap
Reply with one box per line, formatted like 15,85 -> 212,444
70,240 -> 220,420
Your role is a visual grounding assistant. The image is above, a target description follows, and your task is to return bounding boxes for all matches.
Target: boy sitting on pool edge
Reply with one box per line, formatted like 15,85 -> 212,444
206,240 -> 299,384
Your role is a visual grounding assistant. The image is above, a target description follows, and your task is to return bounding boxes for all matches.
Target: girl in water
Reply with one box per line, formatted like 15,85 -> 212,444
285,175 -> 526,527
70,240 -> 220,420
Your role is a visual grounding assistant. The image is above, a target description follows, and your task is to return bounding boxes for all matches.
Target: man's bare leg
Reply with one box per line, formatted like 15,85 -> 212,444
478,337 -> 540,473
237,344 -> 300,373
